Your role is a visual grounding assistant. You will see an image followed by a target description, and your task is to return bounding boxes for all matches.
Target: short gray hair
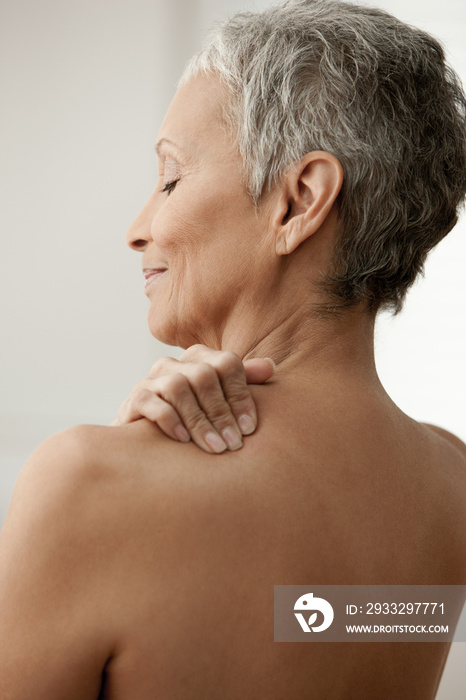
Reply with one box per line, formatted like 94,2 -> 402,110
178,0 -> 466,315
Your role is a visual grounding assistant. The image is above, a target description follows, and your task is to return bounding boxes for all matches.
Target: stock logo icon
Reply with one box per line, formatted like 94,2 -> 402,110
294,592 -> 334,632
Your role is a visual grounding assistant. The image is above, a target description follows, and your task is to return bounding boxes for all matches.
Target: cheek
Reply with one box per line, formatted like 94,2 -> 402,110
151,184 -> 234,262
150,182 -> 260,303
149,197 -> 216,315
151,206 -> 193,255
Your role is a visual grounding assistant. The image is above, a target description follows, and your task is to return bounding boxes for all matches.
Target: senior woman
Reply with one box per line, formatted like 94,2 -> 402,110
1,0 -> 466,698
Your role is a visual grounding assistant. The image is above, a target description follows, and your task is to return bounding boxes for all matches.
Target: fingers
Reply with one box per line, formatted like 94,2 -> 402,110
150,347 -> 275,385
181,348 -> 261,436
180,346 -> 276,383
116,388 -> 190,443
156,369 -> 242,453
243,357 -> 276,383
117,375 -> 238,454
148,355 -> 181,380
152,347 -> 274,439
113,346 -> 276,454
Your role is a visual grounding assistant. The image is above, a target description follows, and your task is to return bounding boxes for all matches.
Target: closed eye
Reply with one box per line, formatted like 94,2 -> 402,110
161,180 -> 179,195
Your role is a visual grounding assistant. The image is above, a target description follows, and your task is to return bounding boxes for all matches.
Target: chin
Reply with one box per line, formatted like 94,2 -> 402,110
147,310 -> 191,349
148,319 -> 177,347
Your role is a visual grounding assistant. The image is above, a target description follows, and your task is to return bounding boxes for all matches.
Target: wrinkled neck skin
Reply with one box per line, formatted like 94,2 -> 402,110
229,302 -> 378,386
176,285 -> 382,394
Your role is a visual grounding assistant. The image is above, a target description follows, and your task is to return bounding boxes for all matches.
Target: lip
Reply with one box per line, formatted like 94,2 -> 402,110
143,267 -> 168,289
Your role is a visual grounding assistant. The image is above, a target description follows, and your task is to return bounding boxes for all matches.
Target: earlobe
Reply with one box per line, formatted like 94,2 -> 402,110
276,234 -> 288,255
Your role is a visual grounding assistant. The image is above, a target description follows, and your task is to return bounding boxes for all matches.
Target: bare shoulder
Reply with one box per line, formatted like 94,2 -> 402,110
1,420 -> 179,597
5,418 -> 220,538
418,422 -> 466,514
3,425 -> 106,536
0,422 -> 136,582
16,419 -> 227,544
417,423 -> 466,580
420,422 -> 466,462
11,419 -> 184,494
0,424 -> 128,700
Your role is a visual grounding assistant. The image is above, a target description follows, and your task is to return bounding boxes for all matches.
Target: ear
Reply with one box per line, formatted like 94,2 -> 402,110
272,151 -> 343,256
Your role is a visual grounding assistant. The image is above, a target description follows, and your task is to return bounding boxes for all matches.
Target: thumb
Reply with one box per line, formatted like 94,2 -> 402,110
243,357 -> 276,384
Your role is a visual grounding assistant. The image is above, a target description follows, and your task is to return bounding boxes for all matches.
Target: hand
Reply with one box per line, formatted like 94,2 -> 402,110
112,344 -> 276,453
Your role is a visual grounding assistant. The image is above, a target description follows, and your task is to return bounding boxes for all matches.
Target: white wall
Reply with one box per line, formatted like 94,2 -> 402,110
0,0 -> 273,505
0,0 -> 465,696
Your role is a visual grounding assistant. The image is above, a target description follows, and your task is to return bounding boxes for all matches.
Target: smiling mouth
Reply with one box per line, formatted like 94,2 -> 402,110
143,268 -> 168,289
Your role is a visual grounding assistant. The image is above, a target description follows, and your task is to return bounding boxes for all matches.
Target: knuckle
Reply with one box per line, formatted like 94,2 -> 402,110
149,356 -> 176,378
181,344 -> 207,361
208,405 -> 233,426
206,405 -> 231,428
185,410 -> 210,434
191,362 -> 217,386
149,357 -> 167,375
227,387 -> 253,407
153,402 -> 176,422
223,389 -> 255,421
217,351 -> 243,376
167,372 -> 190,391
160,373 -> 191,400
130,380 -> 146,397
133,388 -> 153,407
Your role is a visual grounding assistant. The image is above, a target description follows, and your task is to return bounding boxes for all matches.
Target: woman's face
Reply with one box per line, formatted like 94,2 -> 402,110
126,74 -> 277,348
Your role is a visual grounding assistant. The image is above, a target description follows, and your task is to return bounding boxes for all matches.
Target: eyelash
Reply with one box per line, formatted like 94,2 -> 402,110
161,180 -> 179,195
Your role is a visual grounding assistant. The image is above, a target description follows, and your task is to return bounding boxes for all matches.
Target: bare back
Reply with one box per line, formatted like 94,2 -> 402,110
94,375 -> 466,700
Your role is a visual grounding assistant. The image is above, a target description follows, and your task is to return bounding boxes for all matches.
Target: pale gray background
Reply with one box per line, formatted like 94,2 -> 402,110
1,0 -> 464,696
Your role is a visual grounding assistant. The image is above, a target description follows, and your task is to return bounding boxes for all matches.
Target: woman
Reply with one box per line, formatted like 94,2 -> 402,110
1,0 -> 465,698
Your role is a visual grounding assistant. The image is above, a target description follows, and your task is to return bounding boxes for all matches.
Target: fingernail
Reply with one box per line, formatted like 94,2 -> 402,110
205,431 -> 227,453
174,424 -> 190,442
222,427 -> 243,451
264,357 -> 276,372
238,414 -> 255,435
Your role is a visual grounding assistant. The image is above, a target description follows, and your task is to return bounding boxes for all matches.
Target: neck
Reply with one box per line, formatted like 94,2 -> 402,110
198,296 -> 382,391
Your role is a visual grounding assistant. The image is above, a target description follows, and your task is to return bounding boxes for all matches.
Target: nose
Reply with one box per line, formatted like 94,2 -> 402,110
126,190 -> 156,251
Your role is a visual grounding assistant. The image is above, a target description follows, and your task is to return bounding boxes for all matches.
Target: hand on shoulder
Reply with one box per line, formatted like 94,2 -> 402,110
112,344 -> 276,453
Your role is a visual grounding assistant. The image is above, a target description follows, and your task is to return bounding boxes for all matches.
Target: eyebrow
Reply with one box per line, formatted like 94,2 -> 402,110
154,138 -> 182,156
